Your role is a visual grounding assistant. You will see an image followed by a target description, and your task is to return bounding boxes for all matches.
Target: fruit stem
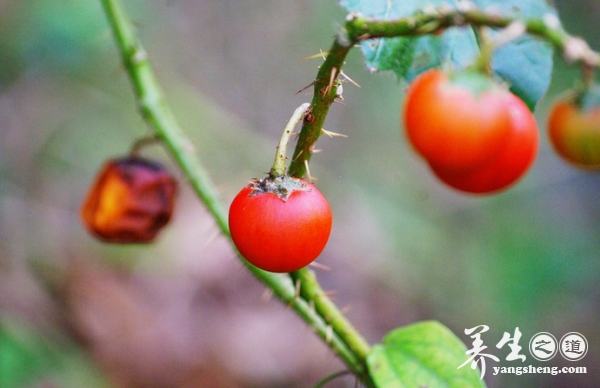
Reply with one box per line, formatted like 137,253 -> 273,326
130,135 -> 160,158
269,103 -> 311,179
582,63 -> 596,91
472,27 -> 494,76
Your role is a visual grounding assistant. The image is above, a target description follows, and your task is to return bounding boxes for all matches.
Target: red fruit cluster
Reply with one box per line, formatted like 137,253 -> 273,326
403,69 -> 539,194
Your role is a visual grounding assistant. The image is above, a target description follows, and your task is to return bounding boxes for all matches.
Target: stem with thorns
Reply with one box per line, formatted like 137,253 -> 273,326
287,5 -> 600,177
99,0 -> 370,381
99,0 -> 600,386
286,4 -> 600,381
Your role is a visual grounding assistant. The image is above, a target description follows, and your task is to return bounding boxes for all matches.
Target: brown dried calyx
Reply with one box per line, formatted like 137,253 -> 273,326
248,175 -> 310,202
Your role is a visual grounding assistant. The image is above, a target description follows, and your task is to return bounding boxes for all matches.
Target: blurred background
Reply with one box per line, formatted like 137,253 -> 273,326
0,0 -> 598,387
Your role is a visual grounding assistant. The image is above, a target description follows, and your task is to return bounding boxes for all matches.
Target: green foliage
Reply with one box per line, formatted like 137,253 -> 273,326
0,322 -> 57,388
367,321 -> 485,388
340,0 -> 479,79
340,0 -> 557,108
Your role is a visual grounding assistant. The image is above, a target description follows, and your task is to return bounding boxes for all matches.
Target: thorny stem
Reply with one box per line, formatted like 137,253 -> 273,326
290,268 -> 372,360
99,0 -> 369,381
287,5 -> 600,177
269,103 -> 311,178
100,0 -> 600,386
287,5 -> 600,382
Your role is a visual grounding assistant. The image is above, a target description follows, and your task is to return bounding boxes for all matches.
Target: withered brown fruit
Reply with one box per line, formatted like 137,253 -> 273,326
80,157 -> 177,243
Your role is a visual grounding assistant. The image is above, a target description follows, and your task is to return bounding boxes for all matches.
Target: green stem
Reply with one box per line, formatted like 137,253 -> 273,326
269,103 -> 310,178
99,0 -> 368,379
291,268 -> 372,360
286,5 -> 600,382
288,38 -> 351,178
471,27 -> 493,76
99,2 -> 600,386
288,4 -> 600,177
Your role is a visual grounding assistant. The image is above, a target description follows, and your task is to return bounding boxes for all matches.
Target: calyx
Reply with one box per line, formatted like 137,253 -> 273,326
248,175 -> 310,201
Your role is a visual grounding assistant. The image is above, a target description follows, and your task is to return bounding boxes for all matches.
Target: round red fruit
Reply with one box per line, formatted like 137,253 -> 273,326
548,94 -> 600,168
430,92 -> 539,194
228,177 -> 332,273
404,69 -> 512,170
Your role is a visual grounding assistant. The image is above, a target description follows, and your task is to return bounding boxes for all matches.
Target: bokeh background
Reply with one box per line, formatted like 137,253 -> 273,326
0,0 -> 599,387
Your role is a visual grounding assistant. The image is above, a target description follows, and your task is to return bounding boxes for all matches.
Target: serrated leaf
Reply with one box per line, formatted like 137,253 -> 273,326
471,0 -> 557,109
340,0 -> 557,108
491,37 -> 553,110
340,0 -> 479,81
367,321 -> 486,388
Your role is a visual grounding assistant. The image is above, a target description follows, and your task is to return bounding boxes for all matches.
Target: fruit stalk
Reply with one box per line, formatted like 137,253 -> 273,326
270,103 -> 310,178
99,0 -> 369,379
288,4 -> 600,178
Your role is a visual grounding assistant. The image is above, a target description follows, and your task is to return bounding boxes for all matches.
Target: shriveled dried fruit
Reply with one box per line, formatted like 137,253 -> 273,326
80,157 -> 177,243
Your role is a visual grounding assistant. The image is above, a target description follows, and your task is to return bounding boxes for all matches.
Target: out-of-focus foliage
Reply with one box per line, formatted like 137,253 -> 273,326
340,0 -> 556,109
0,0 -> 598,387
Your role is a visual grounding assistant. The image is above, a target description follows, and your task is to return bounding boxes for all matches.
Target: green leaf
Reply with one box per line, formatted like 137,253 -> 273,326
367,321 -> 486,388
340,0 -> 479,79
340,0 -> 557,108
491,37 -> 553,110
471,0 -> 557,109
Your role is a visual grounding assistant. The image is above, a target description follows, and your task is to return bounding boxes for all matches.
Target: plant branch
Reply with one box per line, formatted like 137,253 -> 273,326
286,4 -> 600,382
291,268 -> 372,360
287,5 -> 600,177
99,1 -> 600,386
99,0 -> 368,379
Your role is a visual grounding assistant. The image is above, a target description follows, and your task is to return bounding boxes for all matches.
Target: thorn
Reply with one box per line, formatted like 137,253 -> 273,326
287,279 -> 302,308
261,288 -> 274,302
340,70 -> 361,88
333,99 -> 346,105
295,80 -> 316,95
323,289 -> 338,297
340,304 -> 353,314
201,229 -> 222,252
295,278 -> 301,299
323,290 -> 338,301
312,149 -> 322,153
324,67 -> 338,96
304,160 -> 313,183
309,261 -> 331,271
321,129 -> 348,138
301,50 -> 330,60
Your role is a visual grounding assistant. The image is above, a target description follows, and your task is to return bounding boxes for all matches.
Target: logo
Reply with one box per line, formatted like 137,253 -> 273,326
559,332 -> 588,361
458,327 -> 588,380
529,332 -> 558,361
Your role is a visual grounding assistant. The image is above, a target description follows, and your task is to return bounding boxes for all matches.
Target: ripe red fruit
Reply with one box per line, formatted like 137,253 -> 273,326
228,177 -> 332,273
80,157 -> 177,243
548,93 -> 600,168
430,92 -> 539,194
404,69 -> 512,171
